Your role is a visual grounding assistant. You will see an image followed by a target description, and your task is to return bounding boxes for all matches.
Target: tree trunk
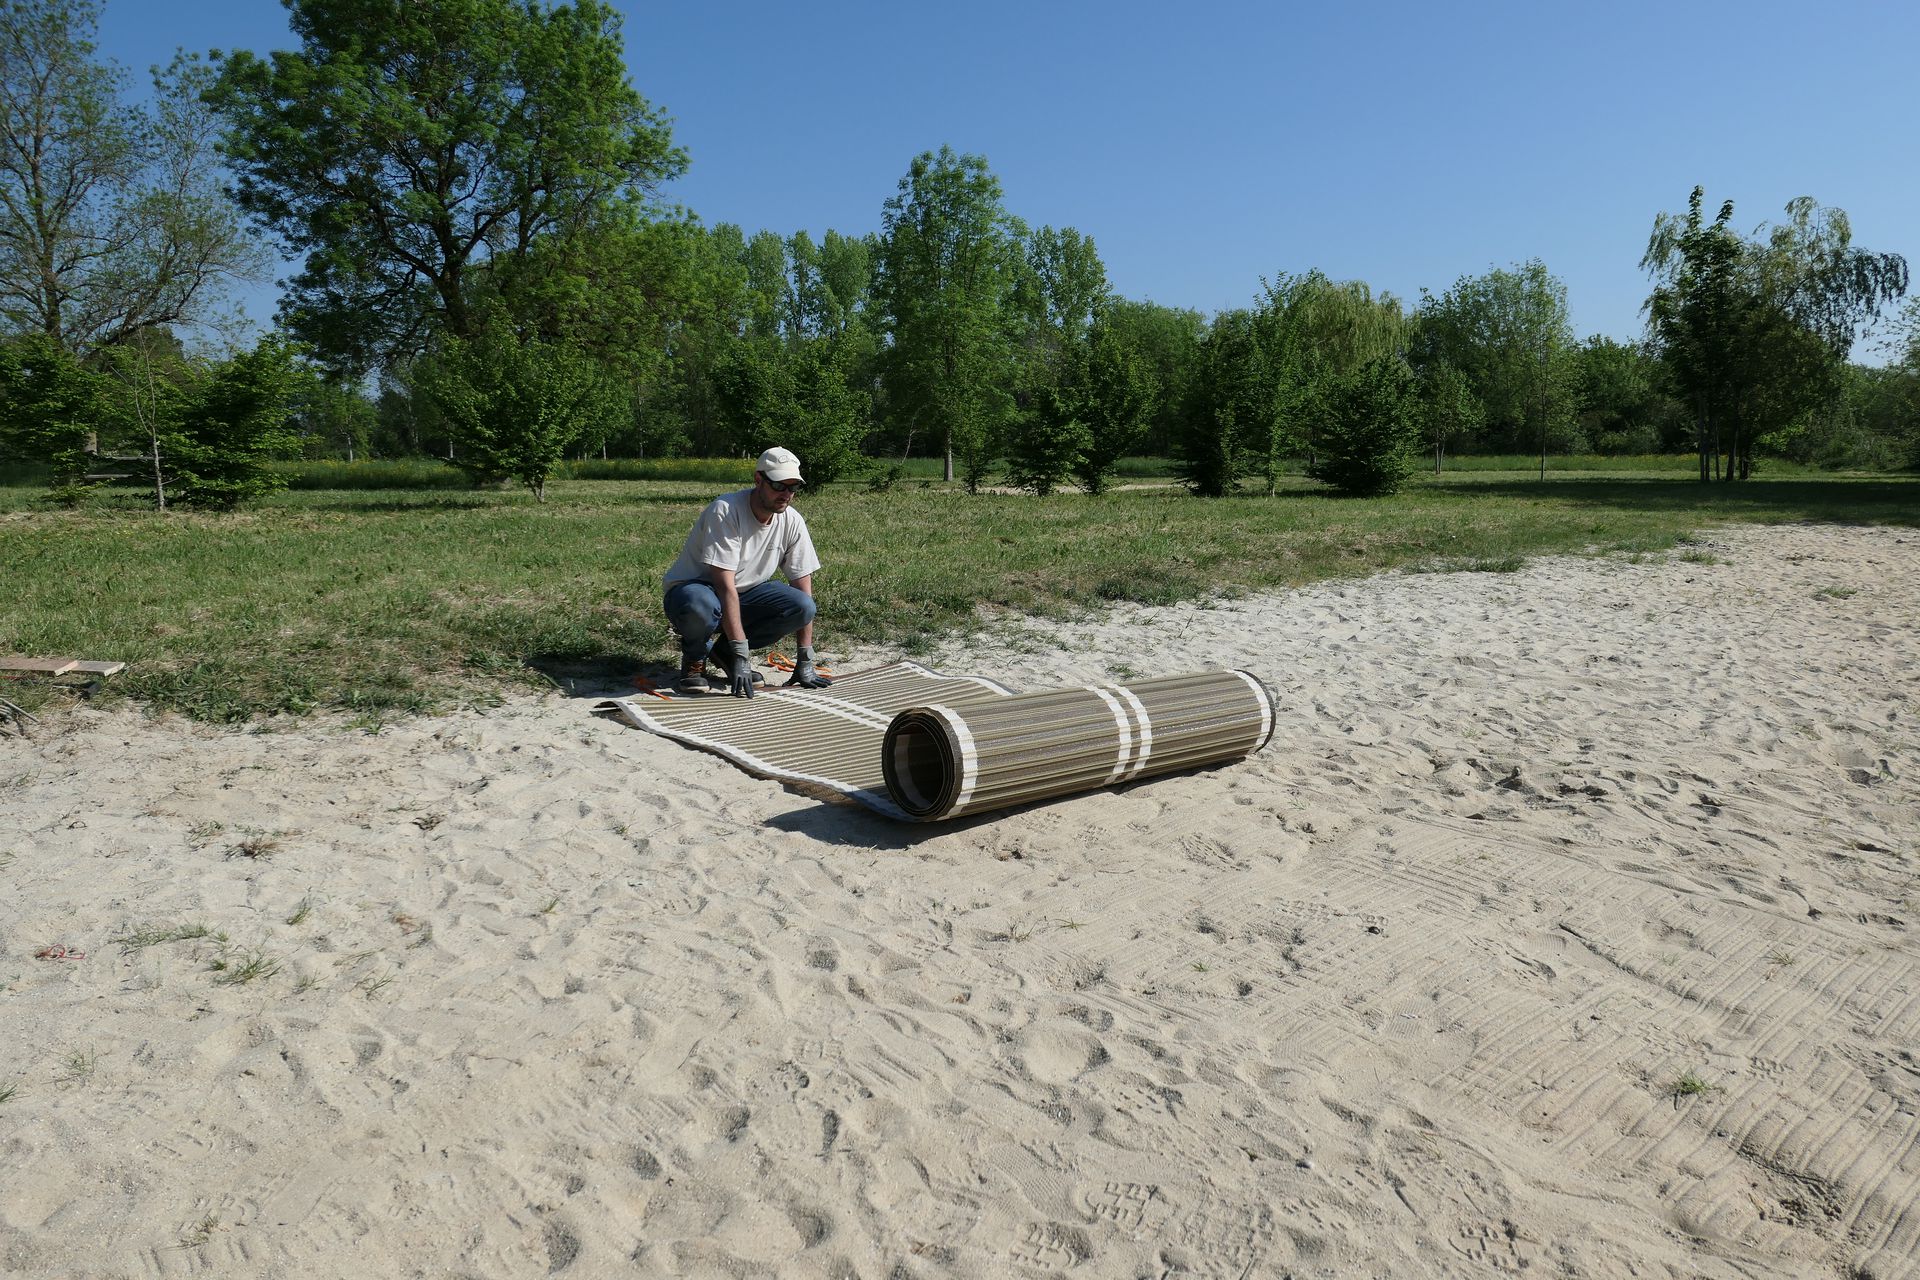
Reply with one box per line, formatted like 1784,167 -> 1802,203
148,430 -> 167,511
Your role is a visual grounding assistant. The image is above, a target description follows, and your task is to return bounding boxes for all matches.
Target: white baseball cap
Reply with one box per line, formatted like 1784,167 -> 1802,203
757,447 -> 804,484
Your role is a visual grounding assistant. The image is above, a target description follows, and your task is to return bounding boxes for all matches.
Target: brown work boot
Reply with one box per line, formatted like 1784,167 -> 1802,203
675,654 -> 711,695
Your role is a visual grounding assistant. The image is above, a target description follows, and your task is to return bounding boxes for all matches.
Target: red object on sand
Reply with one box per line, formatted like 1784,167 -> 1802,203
34,944 -> 86,960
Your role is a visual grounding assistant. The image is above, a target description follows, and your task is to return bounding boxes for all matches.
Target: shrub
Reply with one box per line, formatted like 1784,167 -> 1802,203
1308,356 -> 1421,496
1004,383 -> 1088,496
421,321 -> 624,502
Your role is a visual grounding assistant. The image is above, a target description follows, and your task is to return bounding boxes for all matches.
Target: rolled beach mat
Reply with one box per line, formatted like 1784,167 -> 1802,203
880,669 -> 1275,821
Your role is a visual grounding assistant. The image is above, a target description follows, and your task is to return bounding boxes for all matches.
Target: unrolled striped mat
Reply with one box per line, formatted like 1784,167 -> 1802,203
597,661 -> 1274,822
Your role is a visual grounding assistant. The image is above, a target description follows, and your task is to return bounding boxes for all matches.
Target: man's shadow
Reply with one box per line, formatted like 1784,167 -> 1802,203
524,653 -> 666,700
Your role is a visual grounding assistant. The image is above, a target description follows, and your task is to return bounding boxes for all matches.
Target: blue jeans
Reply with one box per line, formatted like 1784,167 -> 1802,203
663,579 -> 816,664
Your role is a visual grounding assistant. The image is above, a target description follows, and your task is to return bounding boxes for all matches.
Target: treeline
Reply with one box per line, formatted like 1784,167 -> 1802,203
0,0 -> 1915,509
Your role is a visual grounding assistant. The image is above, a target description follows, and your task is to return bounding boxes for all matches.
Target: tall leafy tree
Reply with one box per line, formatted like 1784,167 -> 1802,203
209,0 -> 686,373
1020,225 -> 1109,351
1410,260 -> 1577,465
1177,309 -> 1267,497
1100,299 -> 1203,456
811,229 -> 875,340
1569,336 -> 1673,455
0,2 -> 264,356
1415,360 -> 1482,473
1073,319 -> 1158,494
875,146 -> 1024,487
1644,187 -> 1906,480
1641,189 -> 1748,480
1258,270 -> 1406,485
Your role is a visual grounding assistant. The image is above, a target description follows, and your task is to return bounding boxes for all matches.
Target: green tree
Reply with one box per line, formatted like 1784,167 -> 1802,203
1308,355 -> 1420,496
875,146 -> 1024,488
1073,321 -> 1158,494
1258,270 -> 1406,486
811,230 -> 876,340
1415,360 -> 1482,473
102,334 -> 299,510
1100,299 -> 1202,456
1643,187 -> 1907,480
711,332 -> 869,485
1177,309 -> 1267,497
0,332 -> 107,481
209,0 -> 686,374
0,3 -> 264,356
1020,225 -> 1109,351
1840,355 -> 1920,470
288,367 -> 377,460
1003,373 -> 1088,496
1410,261 -> 1577,465
1569,336 -> 1669,454
420,316 -> 623,501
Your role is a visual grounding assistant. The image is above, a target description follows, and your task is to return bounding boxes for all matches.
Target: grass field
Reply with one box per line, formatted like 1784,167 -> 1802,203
4,465 -> 1915,721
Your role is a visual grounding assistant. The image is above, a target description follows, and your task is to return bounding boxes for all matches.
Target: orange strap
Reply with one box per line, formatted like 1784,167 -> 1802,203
766,651 -> 836,677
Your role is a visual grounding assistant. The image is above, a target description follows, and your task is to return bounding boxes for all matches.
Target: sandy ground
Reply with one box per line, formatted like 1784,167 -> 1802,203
2,521 -> 1917,1279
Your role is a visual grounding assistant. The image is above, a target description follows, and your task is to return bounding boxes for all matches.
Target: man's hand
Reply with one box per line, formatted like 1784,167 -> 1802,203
714,638 -> 755,699
784,644 -> 832,689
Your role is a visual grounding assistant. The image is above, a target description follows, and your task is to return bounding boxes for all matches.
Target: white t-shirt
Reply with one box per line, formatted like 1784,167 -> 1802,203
664,489 -> 821,591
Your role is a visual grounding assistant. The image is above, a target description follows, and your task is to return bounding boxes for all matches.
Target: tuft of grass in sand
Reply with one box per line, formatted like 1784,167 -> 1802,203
57,1046 -> 97,1083
1668,1070 -> 1724,1108
356,971 -> 396,1000
209,947 -> 280,986
229,831 -> 282,860
114,922 -> 215,951
1814,585 -> 1859,600
0,1079 -> 19,1104
989,917 -> 1033,944
285,894 -> 314,926
178,1213 -> 220,1249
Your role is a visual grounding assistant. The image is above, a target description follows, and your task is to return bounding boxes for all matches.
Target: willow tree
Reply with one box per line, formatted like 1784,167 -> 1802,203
1643,187 -> 1907,480
1258,270 -> 1406,488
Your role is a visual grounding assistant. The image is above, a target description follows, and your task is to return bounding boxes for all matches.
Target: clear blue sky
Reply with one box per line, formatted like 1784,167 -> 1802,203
95,0 -> 1919,349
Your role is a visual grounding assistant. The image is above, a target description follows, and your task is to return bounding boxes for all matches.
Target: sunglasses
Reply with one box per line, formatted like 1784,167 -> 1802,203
763,477 -> 802,493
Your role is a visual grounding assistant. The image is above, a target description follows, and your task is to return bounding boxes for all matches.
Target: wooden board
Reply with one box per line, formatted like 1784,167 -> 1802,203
0,656 -> 79,675
71,660 -> 127,676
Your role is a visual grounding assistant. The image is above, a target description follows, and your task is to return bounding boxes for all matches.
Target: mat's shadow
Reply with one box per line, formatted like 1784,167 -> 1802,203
765,794 -> 1032,849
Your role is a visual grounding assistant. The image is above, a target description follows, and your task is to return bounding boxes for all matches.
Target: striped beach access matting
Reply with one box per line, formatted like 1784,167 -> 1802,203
597,661 -> 1274,821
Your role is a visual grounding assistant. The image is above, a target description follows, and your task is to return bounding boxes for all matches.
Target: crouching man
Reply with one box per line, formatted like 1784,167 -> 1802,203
662,446 -> 833,697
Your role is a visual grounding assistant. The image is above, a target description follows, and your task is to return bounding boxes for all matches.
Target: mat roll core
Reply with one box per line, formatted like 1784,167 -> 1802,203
881,669 -> 1274,821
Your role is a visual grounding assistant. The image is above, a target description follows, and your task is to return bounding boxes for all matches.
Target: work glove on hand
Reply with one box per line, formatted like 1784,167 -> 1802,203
784,644 -> 833,689
715,638 -> 755,699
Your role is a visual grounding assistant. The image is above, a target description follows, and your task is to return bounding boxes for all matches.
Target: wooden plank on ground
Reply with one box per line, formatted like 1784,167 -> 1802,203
70,660 -> 126,676
0,656 -> 79,675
